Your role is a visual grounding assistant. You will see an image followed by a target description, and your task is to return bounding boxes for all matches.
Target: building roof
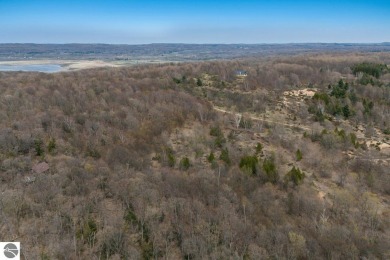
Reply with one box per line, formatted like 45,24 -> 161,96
235,70 -> 248,75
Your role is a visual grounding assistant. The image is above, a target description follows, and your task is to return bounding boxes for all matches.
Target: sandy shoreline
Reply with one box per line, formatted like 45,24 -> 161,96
0,60 -> 121,71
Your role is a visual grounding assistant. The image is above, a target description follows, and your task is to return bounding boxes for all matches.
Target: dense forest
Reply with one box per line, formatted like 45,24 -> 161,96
0,52 -> 389,259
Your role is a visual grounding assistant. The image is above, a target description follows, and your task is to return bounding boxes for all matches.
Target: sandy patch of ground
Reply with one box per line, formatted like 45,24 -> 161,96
284,88 -> 317,98
366,140 -> 380,147
379,142 -> 390,150
280,96 -> 292,107
318,191 -> 326,200
366,140 -> 390,149
355,126 -> 365,138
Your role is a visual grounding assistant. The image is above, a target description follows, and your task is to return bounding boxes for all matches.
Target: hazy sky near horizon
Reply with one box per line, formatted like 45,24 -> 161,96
1,0 -> 389,44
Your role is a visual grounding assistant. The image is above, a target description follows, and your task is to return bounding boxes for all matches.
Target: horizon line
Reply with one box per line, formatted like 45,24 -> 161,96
1,42 -> 390,45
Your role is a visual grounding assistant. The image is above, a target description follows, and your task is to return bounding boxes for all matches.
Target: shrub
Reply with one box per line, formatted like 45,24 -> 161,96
308,105 -> 325,122
255,142 -> 263,154
172,77 -> 181,84
207,152 -> 215,163
296,149 -> 303,161
124,206 -> 138,226
316,110 -> 326,122
220,148 -> 231,165
363,99 -> 374,114
348,90 -> 358,104
179,157 -> 191,170
210,125 -> 226,147
330,80 -> 348,99
34,138 -> 44,156
239,155 -> 258,175
349,133 -> 359,148
313,92 -> 330,104
47,138 -> 56,153
342,105 -> 350,118
210,125 -> 223,137
383,129 -> 390,135
157,147 -> 176,168
75,114 -> 86,126
239,117 -> 253,129
62,122 -> 72,133
77,218 -> 98,246
285,166 -> 305,186
214,134 -> 226,148
262,156 -> 279,184
359,73 -> 374,85
87,147 -> 101,159
167,152 -> 175,168
334,128 -> 346,140
196,78 -> 203,86
326,101 -> 343,117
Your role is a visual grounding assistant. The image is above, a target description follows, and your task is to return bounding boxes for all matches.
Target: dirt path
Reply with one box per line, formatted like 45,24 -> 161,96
213,106 -> 312,131
348,154 -> 390,163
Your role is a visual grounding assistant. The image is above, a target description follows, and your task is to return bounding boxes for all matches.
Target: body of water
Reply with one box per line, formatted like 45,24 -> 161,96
0,64 -> 63,73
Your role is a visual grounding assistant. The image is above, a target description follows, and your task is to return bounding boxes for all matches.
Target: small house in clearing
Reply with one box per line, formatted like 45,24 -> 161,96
235,70 -> 248,77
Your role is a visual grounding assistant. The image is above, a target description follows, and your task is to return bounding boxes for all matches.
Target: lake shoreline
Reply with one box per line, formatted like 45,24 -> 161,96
0,60 -> 121,72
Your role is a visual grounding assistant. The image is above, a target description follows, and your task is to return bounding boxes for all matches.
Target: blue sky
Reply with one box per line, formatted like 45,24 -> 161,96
0,0 -> 389,43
